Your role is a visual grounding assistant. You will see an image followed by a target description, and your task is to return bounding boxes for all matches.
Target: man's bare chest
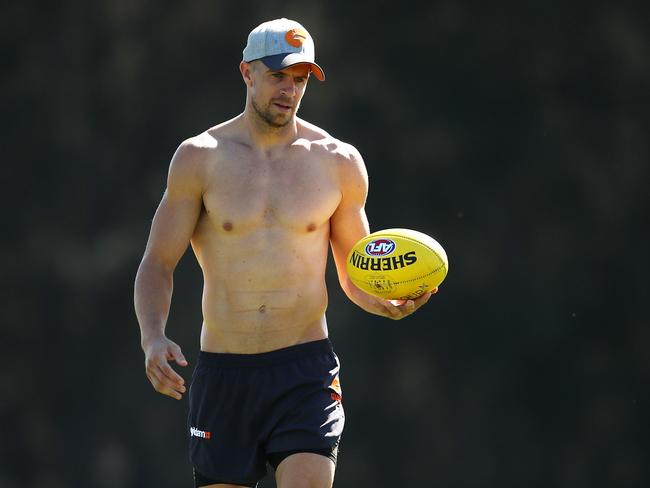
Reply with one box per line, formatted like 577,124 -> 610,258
200,153 -> 341,232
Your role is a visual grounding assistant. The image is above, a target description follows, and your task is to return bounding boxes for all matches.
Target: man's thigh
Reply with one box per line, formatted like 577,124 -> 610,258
199,484 -> 249,488
275,452 -> 335,488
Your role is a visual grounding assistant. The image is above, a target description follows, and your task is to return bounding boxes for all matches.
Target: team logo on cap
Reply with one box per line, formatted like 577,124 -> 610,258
285,28 -> 308,47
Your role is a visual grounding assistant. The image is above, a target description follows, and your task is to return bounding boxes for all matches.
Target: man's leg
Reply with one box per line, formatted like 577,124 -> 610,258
193,467 -> 253,488
199,485 -> 249,488
275,453 -> 335,488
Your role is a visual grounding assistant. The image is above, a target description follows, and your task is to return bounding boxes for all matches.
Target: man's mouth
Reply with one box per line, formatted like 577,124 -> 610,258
273,101 -> 293,112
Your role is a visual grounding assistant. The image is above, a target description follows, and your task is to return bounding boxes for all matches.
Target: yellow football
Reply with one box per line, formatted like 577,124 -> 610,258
346,228 -> 449,300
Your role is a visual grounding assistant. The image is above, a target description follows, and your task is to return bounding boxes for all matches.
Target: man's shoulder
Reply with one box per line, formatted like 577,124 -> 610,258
167,127 -> 226,188
173,117 -> 243,168
183,116 -> 241,152
169,134 -> 214,176
297,118 -> 362,164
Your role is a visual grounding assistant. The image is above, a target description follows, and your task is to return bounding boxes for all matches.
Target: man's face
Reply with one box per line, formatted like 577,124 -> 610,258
248,62 -> 311,128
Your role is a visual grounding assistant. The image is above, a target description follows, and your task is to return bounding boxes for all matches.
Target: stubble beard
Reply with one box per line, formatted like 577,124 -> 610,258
251,98 -> 293,129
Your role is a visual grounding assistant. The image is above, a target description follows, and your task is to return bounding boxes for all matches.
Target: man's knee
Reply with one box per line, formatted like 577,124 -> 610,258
275,452 -> 335,488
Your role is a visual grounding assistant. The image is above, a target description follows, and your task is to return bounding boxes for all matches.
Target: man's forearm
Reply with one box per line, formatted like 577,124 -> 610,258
134,257 -> 174,346
340,276 -> 387,317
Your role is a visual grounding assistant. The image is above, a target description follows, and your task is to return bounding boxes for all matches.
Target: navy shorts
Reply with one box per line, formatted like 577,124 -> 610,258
187,338 -> 345,487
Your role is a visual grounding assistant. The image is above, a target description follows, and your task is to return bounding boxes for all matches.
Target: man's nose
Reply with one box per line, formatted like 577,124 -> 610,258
280,78 -> 296,97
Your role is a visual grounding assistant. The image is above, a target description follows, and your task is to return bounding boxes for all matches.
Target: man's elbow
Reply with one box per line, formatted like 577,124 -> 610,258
339,275 -> 359,301
137,252 -> 175,281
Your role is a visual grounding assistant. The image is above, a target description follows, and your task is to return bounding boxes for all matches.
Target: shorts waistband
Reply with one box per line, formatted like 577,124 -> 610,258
198,338 -> 333,368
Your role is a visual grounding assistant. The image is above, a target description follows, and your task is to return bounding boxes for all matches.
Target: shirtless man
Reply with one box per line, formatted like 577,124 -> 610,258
134,18 -> 434,488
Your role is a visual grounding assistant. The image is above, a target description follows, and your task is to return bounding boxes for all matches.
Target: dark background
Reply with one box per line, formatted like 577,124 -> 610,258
2,1 -> 648,487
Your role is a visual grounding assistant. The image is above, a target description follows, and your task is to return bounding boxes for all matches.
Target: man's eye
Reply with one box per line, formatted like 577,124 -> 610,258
272,73 -> 284,78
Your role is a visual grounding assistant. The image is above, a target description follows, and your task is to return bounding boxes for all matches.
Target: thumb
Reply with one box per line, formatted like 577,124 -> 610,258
170,344 -> 188,367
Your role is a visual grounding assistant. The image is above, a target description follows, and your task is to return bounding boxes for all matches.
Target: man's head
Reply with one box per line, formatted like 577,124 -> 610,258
240,18 -> 323,128
242,18 -> 324,81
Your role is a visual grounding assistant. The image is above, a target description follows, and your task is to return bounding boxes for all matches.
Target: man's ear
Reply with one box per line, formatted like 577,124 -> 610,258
240,61 -> 254,87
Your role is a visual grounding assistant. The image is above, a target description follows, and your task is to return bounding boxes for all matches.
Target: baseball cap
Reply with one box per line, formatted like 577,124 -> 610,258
242,18 -> 325,81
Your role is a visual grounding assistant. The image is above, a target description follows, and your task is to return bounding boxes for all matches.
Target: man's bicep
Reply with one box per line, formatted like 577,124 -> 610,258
143,141 -> 205,268
329,143 -> 370,268
143,190 -> 202,268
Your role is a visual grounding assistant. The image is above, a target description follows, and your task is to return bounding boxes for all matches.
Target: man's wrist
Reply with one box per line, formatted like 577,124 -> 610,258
140,330 -> 167,349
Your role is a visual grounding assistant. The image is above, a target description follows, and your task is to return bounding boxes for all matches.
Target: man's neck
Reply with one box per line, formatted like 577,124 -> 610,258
242,107 -> 299,154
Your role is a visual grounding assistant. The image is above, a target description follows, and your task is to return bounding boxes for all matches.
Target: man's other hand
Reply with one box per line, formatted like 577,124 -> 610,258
142,337 -> 188,400
383,288 -> 437,320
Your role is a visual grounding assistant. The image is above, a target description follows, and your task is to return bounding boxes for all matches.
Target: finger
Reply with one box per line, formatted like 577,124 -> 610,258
168,345 -> 188,367
152,368 -> 186,398
156,382 -> 184,400
146,367 -> 168,393
158,362 -> 186,387
419,292 -> 433,301
148,358 -> 183,389
160,384 -> 184,400
398,300 -> 416,315
413,292 -> 432,309
146,361 -> 185,399
387,299 -> 417,320
384,301 -> 403,319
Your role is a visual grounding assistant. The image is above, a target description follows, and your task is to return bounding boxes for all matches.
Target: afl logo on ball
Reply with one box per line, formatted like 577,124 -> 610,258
365,239 -> 396,256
